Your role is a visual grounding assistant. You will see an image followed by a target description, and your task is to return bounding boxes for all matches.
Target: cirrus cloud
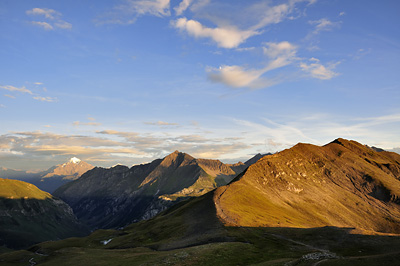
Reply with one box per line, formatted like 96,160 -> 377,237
26,7 -> 72,30
0,85 -> 33,94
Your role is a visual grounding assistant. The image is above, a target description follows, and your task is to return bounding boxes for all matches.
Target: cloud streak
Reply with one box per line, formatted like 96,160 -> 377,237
0,85 -> 33,94
208,41 -> 298,89
33,96 -> 58,102
144,121 -> 179,126
26,7 -> 72,30
96,0 -> 170,25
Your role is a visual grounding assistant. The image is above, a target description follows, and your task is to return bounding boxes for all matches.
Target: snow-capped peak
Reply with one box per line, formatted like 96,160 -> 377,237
69,157 -> 81,164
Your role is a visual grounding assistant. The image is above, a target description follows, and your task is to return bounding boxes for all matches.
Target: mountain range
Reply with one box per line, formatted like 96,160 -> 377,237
2,138 -> 400,265
53,151 -> 263,230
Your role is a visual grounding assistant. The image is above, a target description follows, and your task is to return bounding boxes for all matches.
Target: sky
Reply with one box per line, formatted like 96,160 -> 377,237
1,0 -> 400,170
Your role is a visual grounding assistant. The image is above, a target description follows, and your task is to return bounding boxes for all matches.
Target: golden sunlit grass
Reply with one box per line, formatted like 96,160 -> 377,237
0,178 -> 51,200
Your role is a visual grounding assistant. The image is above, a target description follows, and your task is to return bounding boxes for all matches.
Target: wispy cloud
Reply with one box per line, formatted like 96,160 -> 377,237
33,96 -> 58,102
208,41 -> 297,89
4,94 -> 16,99
26,7 -> 72,30
73,121 -> 102,127
174,0 -> 192,16
144,121 -> 179,126
300,58 -> 339,80
208,65 -> 277,89
96,0 -> 170,25
26,8 -> 59,19
0,85 -> 33,94
30,21 -> 53,30
172,0 -> 316,49
308,18 -> 341,36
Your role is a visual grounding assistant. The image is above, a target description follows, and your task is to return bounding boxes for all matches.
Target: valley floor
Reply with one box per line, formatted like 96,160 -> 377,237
1,226 -> 400,266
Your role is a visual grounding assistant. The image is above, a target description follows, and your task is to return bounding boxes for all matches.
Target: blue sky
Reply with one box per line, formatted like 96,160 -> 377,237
1,0 -> 399,170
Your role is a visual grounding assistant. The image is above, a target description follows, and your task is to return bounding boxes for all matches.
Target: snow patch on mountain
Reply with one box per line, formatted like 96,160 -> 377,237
69,157 -> 81,164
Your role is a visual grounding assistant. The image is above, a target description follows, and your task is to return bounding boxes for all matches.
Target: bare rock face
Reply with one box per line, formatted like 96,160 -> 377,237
53,151 -> 251,230
41,157 -> 94,180
0,178 -> 88,249
214,138 -> 400,234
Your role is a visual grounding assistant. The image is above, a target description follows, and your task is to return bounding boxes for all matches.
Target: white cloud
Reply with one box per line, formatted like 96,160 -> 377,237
0,85 -> 33,94
54,21 -> 72,30
263,41 -> 298,70
173,17 -> 257,49
33,96 -> 58,102
174,0 -> 192,16
26,8 -> 59,19
208,65 -> 276,89
4,94 -> 16,99
308,18 -> 340,35
30,21 -> 53,30
172,1 -> 314,49
26,7 -> 71,30
300,59 -> 339,80
208,41 -> 298,89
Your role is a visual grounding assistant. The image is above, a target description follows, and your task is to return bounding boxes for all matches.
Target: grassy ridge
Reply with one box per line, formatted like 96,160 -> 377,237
0,178 -> 51,200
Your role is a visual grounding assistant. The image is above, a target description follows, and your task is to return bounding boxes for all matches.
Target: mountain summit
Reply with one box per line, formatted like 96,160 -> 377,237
213,138 -> 400,233
42,157 -> 93,180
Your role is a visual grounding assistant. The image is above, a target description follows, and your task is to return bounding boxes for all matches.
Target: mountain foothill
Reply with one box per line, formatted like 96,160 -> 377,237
2,138 -> 400,265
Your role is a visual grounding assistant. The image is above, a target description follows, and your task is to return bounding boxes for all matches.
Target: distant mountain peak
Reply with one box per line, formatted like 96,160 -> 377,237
42,158 -> 94,180
69,157 -> 81,164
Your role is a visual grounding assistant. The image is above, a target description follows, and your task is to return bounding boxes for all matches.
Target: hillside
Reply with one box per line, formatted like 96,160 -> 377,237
214,138 -> 400,233
53,151 -> 249,230
0,179 -> 88,249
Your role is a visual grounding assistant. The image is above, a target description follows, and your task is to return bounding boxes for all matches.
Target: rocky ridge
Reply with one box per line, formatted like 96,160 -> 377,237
54,151 -> 262,230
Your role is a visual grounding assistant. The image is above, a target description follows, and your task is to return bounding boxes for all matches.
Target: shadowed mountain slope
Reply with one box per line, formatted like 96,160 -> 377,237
53,151 -> 248,230
0,179 -> 88,249
214,138 -> 400,233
